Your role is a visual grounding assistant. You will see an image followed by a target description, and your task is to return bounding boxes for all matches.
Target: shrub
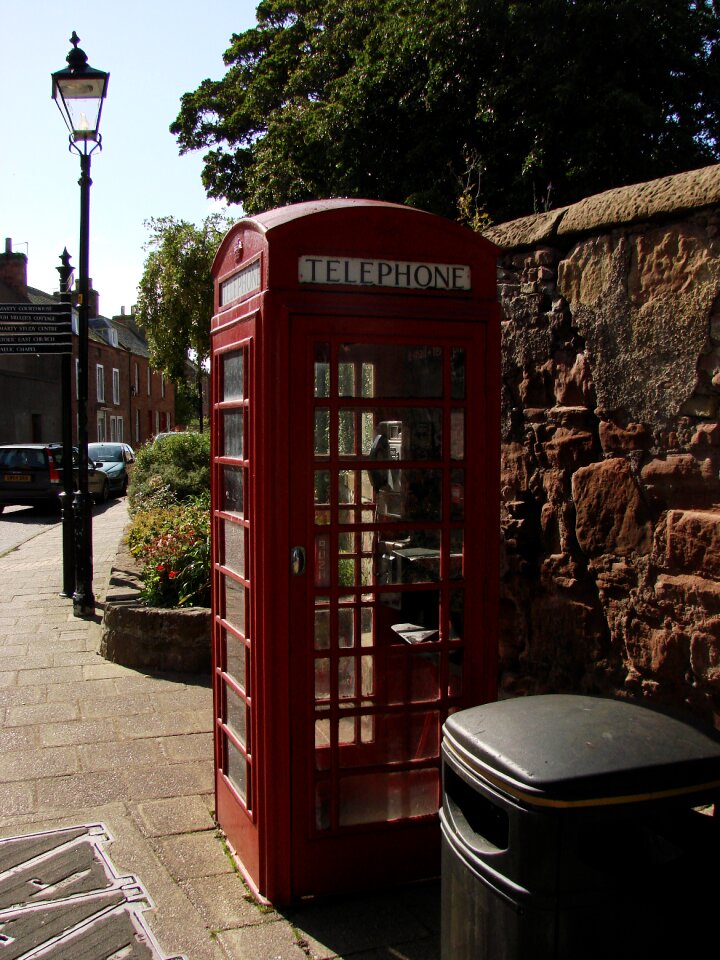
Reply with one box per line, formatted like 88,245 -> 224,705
127,495 -> 210,608
128,432 -> 210,513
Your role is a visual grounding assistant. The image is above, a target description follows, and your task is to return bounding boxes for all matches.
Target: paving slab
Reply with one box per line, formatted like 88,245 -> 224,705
5,701 -> 80,726
131,796 -> 216,838
217,921 -> 310,960
77,736 -> 169,773
0,725 -> 38,752
0,686 -> 46,707
2,745 -> 79,782
178,874 -> 269,930
283,886 -> 439,960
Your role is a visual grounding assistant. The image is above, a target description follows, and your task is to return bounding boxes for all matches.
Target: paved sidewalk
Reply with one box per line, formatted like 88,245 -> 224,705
0,500 -> 441,959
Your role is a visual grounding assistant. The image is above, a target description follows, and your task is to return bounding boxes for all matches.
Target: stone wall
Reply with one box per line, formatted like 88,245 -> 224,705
484,165 -> 720,726
99,538 -> 211,674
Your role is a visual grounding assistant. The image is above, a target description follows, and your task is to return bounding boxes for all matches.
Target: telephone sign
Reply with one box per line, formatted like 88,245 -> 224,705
298,255 -> 471,290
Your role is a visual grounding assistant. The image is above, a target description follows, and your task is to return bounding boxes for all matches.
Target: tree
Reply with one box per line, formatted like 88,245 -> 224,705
171,0 -> 720,225
173,377 -> 204,431
135,215 -> 230,430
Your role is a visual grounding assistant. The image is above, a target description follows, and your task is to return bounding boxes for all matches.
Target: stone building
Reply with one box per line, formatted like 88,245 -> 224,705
484,164 -> 720,726
0,239 -> 174,447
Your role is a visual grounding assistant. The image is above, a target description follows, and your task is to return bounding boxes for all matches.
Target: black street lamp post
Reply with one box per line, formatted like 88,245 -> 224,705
52,32 -> 109,617
56,248 -> 75,599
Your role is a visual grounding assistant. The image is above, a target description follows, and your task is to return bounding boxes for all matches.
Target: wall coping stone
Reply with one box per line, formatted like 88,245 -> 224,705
484,164 -> 720,251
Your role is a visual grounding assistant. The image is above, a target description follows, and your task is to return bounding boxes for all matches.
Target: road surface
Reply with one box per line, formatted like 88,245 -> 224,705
0,500 -> 123,558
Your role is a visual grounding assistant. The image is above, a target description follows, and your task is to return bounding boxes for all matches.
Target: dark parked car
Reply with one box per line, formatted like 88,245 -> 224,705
0,443 -> 110,513
87,442 -> 135,495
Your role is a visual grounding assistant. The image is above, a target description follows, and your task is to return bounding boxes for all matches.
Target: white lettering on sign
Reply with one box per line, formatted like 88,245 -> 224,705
299,256 -> 471,291
220,260 -> 261,305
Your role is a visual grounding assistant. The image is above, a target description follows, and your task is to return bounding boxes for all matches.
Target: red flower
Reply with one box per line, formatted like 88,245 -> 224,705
156,564 -> 165,573
169,570 -> 178,579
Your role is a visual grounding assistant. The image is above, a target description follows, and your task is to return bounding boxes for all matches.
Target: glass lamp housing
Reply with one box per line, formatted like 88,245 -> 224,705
52,36 -> 109,143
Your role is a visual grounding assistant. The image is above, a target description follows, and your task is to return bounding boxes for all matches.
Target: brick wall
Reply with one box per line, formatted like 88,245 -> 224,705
81,338 -> 174,447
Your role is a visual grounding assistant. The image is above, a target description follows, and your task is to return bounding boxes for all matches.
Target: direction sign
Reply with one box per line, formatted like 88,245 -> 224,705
0,303 -> 73,355
0,342 -> 72,347
0,324 -> 71,336
0,303 -> 71,321
0,344 -> 71,355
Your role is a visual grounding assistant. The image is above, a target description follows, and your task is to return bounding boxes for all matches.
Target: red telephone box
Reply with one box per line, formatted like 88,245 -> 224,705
210,199 -> 500,904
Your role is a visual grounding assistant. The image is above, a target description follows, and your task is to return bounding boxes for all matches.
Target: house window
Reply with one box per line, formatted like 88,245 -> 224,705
75,359 -> 80,400
147,367 -> 151,396
97,413 -> 106,441
135,408 -> 140,444
165,411 -> 171,431
155,410 -> 160,435
112,368 -> 120,405
96,364 -> 105,403
110,416 -> 124,442
134,363 -> 139,396
161,372 -> 165,398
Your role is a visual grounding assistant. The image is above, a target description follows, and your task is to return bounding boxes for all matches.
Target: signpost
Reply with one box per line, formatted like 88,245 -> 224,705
0,304 -> 72,355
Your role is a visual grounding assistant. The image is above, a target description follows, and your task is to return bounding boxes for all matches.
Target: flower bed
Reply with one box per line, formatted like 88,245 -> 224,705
98,434 -> 212,673
127,494 -> 210,608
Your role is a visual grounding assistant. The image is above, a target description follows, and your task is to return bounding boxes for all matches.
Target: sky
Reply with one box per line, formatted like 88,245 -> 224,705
2,0 -> 259,317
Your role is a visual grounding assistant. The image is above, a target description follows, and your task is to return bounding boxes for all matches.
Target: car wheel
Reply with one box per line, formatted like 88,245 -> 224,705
0,505 -> 4,515
95,480 -> 109,505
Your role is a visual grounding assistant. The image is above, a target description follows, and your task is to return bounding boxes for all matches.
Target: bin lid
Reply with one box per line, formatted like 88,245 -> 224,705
443,695 -> 720,807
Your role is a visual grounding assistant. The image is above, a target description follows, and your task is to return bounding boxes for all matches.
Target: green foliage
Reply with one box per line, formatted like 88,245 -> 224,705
127,434 -> 212,609
128,432 -> 211,513
127,499 -> 210,608
172,0 -> 720,224
338,557 -> 355,587
135,215 -> 231,390
174,377 -> 202,430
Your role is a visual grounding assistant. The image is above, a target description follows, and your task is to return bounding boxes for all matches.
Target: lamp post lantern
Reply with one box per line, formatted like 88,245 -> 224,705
52,32 -> 109,617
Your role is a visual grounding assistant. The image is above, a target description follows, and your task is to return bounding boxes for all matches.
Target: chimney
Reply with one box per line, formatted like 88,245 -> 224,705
87,282 -> 99,320
0,239 -> 28,297
73,278 -> 100,319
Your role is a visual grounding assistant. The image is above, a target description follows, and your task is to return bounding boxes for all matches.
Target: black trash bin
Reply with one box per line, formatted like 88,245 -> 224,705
440,694 -> 720,960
